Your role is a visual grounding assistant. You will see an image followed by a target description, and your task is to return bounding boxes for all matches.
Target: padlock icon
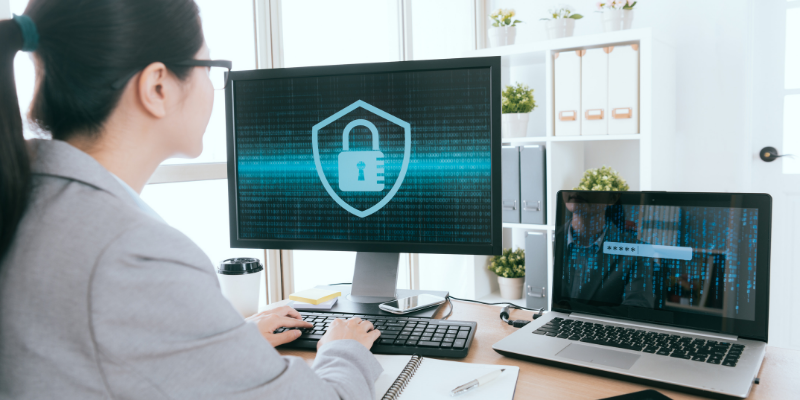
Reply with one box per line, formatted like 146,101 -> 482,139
338,119 -> 385,192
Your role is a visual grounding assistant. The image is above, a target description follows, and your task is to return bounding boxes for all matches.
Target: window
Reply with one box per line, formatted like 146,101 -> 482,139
164,0 -> 256,165
280,0 -> 401,68
409,0 -> 475,61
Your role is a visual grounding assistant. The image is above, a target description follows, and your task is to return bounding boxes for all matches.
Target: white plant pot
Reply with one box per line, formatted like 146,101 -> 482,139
488,26 -> 517,47
498,276 -> 525,300
546,18 -> 576,39
602,9 -> 634,32
502,113 -> 530,138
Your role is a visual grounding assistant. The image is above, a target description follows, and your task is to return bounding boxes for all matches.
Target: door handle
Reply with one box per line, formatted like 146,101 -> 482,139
523,200 -> 541,212
502,200 -> 517,210
760,146 -> 794,162
527,285 -> 546,298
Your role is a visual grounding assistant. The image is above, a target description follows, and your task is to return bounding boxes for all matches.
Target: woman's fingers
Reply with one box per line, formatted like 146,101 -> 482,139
359,320 -> 375,332
279,305 -> 303,319
269,330 -> 302,346
265,315 -> 312,331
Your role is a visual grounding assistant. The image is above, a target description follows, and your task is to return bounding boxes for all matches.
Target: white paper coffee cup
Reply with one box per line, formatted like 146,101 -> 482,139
217,258 -> 263,318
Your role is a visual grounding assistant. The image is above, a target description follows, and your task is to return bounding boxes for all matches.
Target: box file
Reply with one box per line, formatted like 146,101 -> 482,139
581,47 -> 609,135
608,44 -> 639,134
525,231 -> 548,310
554,51 -> 581,136
501,146 -> 520,223
519,145 -> 546,225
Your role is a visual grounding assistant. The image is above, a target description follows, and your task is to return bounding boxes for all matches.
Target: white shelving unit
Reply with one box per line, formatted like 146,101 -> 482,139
464,28 -> 676,308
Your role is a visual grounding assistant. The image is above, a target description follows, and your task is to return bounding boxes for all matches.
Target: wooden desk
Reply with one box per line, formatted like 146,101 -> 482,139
275,301 -> 800,399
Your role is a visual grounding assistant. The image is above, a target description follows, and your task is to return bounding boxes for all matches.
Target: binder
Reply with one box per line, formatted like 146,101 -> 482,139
581,47 -> 609,135
501,146 -> 520,223
525,231 -> 548,310
519,145 -> 546,225
554,50 -> 581,136
608,44 -> 640,134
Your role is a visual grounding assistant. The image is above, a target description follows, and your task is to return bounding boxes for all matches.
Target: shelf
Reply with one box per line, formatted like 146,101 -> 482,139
503,223 -> 554,230
463,28 -> 659,67
502,134 -> 642,145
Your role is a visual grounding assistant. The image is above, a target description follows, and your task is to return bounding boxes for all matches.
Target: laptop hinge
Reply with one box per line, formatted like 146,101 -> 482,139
569,313 -> 740,342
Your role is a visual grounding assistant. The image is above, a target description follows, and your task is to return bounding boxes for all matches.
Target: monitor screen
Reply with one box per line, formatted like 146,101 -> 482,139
552,191 -> 771,341
225,58 -> 501,255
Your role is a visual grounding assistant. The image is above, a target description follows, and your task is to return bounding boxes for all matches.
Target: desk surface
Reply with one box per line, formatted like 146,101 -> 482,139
274,300 -> 799,399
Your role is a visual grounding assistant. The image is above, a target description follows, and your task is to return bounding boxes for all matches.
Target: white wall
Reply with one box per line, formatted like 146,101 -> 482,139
487,0 -> 754,192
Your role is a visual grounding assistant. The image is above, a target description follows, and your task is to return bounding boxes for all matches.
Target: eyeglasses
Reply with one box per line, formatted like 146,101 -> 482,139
111,59 -> 233,91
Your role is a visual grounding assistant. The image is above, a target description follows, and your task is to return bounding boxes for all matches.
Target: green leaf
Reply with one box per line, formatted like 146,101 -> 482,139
503,17 -> 511,25
569,14 -> 584,20
492,21 -> 499,27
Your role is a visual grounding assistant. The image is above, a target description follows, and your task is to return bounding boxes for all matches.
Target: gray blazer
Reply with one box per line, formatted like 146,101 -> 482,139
0,140 -> 382,399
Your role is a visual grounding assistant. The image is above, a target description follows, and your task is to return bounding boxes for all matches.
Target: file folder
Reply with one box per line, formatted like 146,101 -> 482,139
608,44 -> 639,134
519,145 -> 546,225
501,146 -> 520,223
554,51 -> 582,136
525,231 -> 548,310
581,48 -> 609,135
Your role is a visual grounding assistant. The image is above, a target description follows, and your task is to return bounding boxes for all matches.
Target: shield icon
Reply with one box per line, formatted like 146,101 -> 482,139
312,100 -> 411,219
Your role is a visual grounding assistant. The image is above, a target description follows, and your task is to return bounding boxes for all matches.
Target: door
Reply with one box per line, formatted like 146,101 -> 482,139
750,0 -> 800,350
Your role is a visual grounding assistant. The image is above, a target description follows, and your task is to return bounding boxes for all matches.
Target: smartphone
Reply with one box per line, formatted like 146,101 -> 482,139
378,294 -> 446,314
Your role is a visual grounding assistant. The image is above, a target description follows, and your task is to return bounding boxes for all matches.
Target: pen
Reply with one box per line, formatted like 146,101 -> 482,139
450,368 -> 505,397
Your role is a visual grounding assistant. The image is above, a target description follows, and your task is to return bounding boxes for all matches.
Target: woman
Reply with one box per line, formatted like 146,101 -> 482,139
0,1 -> 382,399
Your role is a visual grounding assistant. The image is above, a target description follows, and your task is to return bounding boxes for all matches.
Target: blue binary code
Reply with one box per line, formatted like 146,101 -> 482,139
233,69 -> 492,243
560,204 -> 758,321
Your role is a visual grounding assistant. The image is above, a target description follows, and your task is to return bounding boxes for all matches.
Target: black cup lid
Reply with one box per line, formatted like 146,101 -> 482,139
217,258 -> 264,275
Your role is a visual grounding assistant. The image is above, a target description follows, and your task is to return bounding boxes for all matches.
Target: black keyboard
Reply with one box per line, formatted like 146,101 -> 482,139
275,312 -> 477,358
534,318 -> 746,367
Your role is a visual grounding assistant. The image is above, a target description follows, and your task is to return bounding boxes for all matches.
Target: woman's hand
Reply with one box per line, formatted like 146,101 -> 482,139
317,317 -> 381,351
245,306 -> 313,347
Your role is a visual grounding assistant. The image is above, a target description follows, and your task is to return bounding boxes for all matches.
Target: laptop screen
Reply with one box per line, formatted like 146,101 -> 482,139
552,191 -> 771,341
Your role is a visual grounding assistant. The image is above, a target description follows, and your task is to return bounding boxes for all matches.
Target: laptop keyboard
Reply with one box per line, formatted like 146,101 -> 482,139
534,318 -> 745,367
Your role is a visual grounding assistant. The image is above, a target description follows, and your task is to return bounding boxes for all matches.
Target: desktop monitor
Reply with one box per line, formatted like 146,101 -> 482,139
225,57 -> 502,304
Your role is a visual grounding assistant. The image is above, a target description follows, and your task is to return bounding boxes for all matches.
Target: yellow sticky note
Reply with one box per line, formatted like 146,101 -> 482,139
289,289 -> 341,305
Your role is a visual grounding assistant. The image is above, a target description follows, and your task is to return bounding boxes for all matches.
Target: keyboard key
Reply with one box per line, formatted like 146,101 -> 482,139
656,349 -> 670,356
533,330 -> 546,335
722,360 -> 737,367
458,326 -> 471,331
707,358 -> 722,365
440,342 -> 453,348
643,347 -> 657,354
443,337 -> 455,343
546,332 -> 557,337
379,339 -> 395,345
394,339 -> 407,345
418,341 -> 441,348
692,356 -> 707,362
453,339 -> 467,349
456,331 -> 469,339
406,340 -> 418,346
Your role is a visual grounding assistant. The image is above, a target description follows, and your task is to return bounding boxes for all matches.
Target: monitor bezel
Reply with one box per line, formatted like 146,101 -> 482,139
225,57 -> 502,256
552,190 -> 771,342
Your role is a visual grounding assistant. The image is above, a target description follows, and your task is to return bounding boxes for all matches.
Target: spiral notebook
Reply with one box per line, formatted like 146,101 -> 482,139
373,354 -> 519,400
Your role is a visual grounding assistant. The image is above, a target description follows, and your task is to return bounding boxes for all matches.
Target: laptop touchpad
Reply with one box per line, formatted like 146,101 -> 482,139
556,344 -> 640,370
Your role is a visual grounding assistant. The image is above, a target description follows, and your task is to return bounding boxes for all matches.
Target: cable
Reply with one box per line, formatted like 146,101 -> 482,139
441,296 -> 454,320
447,296 -> 543,328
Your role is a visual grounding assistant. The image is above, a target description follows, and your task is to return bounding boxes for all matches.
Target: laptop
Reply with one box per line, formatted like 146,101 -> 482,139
493,191 -> 771,399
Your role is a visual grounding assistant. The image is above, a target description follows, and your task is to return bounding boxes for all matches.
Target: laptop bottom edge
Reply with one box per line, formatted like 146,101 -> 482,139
492,348 -> 748,400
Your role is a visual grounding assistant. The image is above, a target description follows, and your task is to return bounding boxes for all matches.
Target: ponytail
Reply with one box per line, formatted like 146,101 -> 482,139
0,18 -> 30,258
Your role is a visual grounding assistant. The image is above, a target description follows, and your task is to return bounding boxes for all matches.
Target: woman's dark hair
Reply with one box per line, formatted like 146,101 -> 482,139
0,0 -> 204,257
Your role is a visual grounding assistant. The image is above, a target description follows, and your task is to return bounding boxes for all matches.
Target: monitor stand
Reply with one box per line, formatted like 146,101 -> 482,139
314,252 -> 449,318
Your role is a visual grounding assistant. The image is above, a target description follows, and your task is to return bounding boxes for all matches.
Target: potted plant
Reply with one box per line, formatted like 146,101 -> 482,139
541,5 -> 583,39
488,8 -> 522,47
502,82 -> 536,138
488,248 -> 526,300
597,0 -> 636,32
574,166 -> 630,191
